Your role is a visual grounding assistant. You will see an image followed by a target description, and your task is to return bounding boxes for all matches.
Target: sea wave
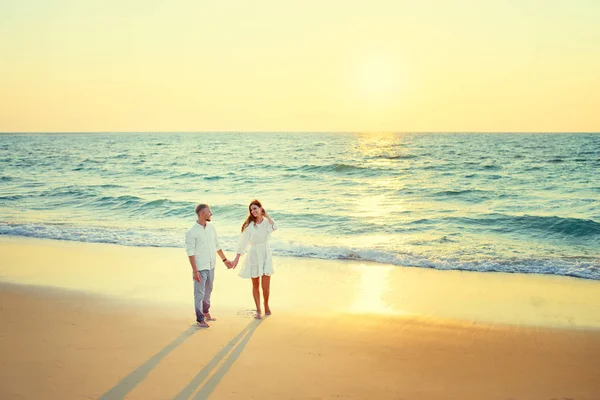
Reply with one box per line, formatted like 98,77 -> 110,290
372,154 -> 418,160
0,222 -> 183,248
284,163 -> 391,176
0,195 -> 25,201
453,214 -> 600,239
432,189 -> 492,202
1,222 -> 598,280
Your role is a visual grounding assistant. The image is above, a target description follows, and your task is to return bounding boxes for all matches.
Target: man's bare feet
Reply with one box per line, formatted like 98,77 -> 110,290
203,312 -> 217,321
197,321 -> 210,328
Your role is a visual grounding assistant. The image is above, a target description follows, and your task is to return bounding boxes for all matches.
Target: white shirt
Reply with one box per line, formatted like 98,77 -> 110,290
185,222 -> 222,271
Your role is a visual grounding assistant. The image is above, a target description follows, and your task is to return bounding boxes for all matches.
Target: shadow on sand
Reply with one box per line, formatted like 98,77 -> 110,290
98,325 -> 199,400
173,318 -> 263,400
97,319 -> 263,400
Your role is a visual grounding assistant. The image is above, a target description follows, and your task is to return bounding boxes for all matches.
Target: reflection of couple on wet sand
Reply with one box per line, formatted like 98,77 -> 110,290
185,199 -> 277,327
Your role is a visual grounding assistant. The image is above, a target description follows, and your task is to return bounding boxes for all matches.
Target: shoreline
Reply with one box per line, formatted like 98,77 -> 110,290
1,223 -> 597,280
1,235 -> 600,329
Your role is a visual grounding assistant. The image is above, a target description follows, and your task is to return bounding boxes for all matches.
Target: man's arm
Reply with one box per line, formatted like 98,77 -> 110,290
185,230 -> 201,282
188,255 -> 201,282
217,249 -> 233,269
213,226 -> 232,268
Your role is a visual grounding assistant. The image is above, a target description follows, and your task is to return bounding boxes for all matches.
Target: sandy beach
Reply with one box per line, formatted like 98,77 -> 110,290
1,236 -> 600,399
4,0 -> 600,398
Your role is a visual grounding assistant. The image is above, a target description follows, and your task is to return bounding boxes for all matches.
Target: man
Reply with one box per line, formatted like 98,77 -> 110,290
185,203 -> 232,328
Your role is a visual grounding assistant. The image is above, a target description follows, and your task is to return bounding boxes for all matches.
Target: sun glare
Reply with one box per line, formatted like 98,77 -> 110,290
349,265 -> 396,314
354,57 -> 405,103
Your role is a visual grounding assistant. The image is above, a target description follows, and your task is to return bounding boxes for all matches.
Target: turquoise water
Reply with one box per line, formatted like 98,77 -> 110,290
1,132 -> 598,279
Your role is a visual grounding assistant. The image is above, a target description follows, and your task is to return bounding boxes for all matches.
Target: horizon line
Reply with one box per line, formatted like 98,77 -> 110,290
1,131 -> 599,135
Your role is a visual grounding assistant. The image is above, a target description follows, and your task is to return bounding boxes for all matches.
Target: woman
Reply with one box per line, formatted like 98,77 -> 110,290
231,199 -> 277,319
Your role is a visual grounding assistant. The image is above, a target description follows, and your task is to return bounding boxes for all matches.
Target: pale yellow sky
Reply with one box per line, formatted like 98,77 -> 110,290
1,0 -> 599,132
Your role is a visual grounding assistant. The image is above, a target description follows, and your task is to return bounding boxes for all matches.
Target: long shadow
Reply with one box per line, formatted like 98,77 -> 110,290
173,319 -> 263,400
98,326 -> 198,400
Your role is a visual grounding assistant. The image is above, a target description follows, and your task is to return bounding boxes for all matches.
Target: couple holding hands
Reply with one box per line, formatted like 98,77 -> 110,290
185,199 -> 277,327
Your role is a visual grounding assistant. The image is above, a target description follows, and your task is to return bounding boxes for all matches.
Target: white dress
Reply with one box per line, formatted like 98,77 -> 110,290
236,219 -> 277,279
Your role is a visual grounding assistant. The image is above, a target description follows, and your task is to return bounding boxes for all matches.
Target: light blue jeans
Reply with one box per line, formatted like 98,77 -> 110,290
194,268 -> 215,323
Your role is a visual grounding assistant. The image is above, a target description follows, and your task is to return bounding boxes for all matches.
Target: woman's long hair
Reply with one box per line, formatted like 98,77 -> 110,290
241,199 -> 263,232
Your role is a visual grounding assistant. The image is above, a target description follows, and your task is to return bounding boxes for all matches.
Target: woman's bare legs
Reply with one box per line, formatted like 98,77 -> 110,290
262,275 -> 271,315
251,277 -> 262,319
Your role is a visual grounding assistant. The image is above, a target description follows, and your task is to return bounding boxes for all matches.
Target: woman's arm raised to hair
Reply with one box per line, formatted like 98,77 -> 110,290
264,210 -> 277,231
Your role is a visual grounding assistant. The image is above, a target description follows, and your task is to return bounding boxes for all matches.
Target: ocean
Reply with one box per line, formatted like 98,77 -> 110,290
1,132 -> 598,280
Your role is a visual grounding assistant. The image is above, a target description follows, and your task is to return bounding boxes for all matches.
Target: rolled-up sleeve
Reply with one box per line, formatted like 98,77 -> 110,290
268,219 -> 277,233
185,230 -> 195,256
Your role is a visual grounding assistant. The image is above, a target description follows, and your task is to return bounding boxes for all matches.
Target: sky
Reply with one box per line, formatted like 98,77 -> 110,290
1,0 -> 599,132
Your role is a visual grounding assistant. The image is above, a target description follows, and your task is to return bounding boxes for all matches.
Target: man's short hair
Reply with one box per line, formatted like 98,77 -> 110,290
195,203 -> 209,215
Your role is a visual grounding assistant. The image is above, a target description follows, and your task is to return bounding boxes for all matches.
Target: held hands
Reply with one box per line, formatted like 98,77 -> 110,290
221,254 -> 240,270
